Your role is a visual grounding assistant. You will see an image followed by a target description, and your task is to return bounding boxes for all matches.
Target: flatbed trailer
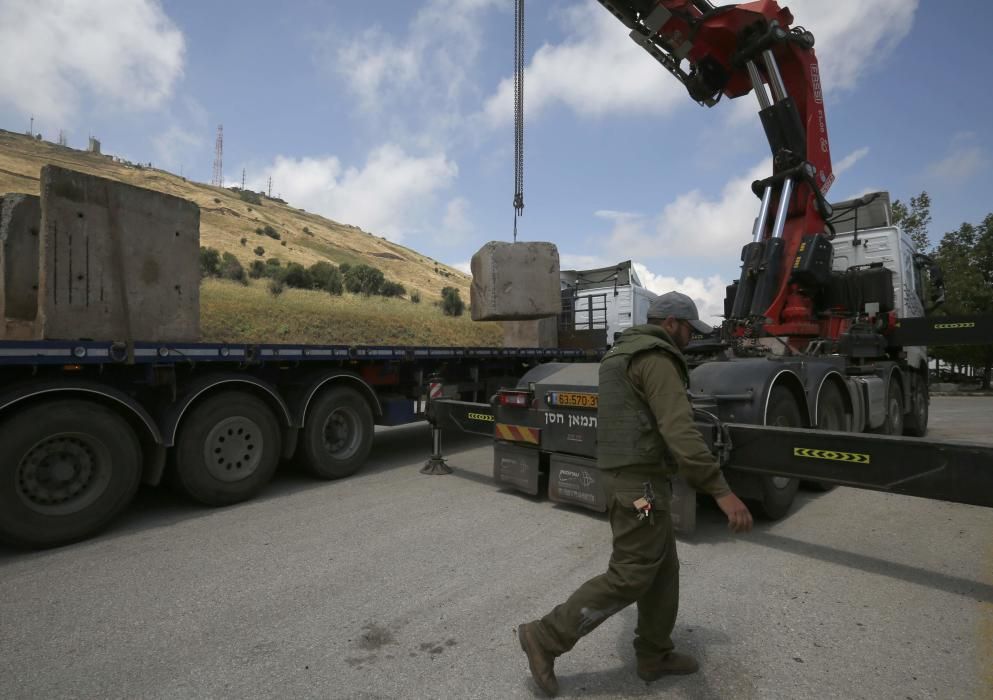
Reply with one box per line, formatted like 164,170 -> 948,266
424,390 -> 993,530
0,338 -> 599,548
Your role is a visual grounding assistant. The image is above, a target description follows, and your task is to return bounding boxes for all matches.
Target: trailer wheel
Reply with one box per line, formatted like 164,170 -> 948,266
174,391 -> 281,506
871,378 -> 905,436
0,400 -> 141,548
903,372 -> 928,437
757,386 -> 801,519
299,386 -> 374,479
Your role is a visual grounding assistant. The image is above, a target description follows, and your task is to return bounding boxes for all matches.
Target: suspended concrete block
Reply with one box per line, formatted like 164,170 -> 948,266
0,193 -> 41,339
470,241 -> 561,321
38,165 -> 201,342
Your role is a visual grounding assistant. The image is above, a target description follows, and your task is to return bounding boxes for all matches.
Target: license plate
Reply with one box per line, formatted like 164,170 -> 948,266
548,391 -> 598,409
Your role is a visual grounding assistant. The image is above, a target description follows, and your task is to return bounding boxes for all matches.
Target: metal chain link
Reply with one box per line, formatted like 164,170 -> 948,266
513,0 -> 525,241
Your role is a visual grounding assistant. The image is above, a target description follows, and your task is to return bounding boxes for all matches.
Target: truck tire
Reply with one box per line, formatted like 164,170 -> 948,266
808,382 -> 849,491
871,377 -> 905,436
903,372 -> 928,437
0,399 -> 141,548
757,386 -> 801,519
299,386 -> 374,479
174,391 -> 282,506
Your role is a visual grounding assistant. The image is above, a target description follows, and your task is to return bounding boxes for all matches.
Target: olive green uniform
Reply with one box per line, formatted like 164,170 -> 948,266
532,325 -> 730,660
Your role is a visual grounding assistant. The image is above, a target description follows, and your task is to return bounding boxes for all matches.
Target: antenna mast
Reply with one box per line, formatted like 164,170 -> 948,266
211,124 -> 224,186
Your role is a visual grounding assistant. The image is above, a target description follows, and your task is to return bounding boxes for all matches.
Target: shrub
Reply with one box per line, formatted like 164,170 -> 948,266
380,281 -> 406,298
441,286 -> 465,317
339,263 -> 351,275
262,225 -> 281,240
268,278 -> 284,296
326,268 -> 344,295
281,240 -> 287,247
213,197 -> 221,204
199,247 -> 220,278
220,252 -> 247,285
266,257 -> 281,268
249,260 -> 266,279
240,237 -> 247,246
308,262 -> 336,290
411,291 -> 421,304
282,263 -> 313,289
253,246 -> 265,256
343,264 -> 384,295
302,226 -> 311,235
237,189 -> 262,205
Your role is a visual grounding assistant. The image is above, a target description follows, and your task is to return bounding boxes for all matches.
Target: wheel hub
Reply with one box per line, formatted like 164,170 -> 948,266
322,408 -> 360,458
16,434 -> 112,515
203,417 -> 264,482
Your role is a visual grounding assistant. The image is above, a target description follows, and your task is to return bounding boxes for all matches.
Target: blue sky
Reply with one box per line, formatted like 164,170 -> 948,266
1,0 -> 991,322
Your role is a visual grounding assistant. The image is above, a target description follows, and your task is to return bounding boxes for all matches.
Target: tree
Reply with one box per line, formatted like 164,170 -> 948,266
344,264 -> 385,295
253,246 -> 265,256
931,213 -> 993,389
219,252 -> 247,285
248,260 -> 266,279
268,278 -> 285,297
199,247 -> 220,278
380,281 -> 406,298
441,286 -> 465,317
282,263 -> 313,289
891,191 -> 932,253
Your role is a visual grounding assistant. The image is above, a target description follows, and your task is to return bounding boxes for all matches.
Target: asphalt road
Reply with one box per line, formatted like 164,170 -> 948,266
1,398 -> 991,699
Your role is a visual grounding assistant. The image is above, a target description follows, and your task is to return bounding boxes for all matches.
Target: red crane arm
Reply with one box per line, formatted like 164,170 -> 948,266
598,0 -> 835,336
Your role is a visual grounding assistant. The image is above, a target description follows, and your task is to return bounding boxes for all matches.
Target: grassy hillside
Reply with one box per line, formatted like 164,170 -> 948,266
0,129 -> 502,346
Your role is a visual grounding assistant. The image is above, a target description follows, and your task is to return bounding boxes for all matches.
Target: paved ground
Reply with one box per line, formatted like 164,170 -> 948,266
1,398 -> 991,699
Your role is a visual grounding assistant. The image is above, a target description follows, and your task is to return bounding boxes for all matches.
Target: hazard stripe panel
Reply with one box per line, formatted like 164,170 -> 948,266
793,447 -> 870,464
495,423 -> 540,445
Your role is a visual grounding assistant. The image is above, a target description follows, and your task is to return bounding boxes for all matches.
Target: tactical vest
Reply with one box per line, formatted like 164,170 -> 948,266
596,325 -> 689,470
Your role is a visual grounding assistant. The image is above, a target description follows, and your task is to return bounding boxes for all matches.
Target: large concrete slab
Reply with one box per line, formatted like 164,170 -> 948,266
470,241 -> 561,321
501,317 -> 558,348
0,193 -> 40,339
38,166 -> 200,342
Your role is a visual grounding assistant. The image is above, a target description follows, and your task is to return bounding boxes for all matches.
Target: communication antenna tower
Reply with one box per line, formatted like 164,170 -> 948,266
267,176 -> 272,198
211,124 -> 224,187
241,168 -> 246,189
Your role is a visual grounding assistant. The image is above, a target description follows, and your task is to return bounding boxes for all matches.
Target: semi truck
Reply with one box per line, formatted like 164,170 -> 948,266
423,0 -> 993,522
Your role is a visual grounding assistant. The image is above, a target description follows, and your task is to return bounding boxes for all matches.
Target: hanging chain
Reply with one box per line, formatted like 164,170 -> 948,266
513,0 -> 525,242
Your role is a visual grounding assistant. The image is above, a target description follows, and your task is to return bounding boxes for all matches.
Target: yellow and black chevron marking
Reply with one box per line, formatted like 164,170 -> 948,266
933,322 -> 976,330
495,423 -> 540,444
793,447 -> 870,464
467,412 -> 495,422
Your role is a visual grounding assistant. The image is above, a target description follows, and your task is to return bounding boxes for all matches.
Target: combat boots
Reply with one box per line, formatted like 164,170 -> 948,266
636,651 -> 700,681
518,621 -> 559,697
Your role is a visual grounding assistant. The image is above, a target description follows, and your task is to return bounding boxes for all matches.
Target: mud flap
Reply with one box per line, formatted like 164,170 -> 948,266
548,454 -> 607,512
493,441 -> 542,495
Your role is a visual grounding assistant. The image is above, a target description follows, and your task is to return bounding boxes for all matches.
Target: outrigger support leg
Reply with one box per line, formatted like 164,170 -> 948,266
421,421 -> 453,475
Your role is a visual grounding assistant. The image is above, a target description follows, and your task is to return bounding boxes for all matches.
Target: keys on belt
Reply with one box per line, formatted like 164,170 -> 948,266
633,481 -> 656,523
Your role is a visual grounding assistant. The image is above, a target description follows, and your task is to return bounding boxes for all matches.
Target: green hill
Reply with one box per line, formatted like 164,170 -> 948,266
0,129 -> 501,346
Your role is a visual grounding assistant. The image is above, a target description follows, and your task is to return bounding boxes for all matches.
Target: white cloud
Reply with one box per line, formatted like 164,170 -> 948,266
602,158 -> 772,258
250,144 -> 458,242
633,263 -> 728,326
439,197 -> 473,245
330,0 -> 499,145
834,146 -> 869,177
485,0 -> 917,126
483,3 -> 684,127
786,0 -> 917,93
0,0 -> 184,124
452,260 -> 472,275
926,133 -> 989,184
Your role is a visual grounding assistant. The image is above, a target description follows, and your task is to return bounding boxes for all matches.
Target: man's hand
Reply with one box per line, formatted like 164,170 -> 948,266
715,493 -> 753,533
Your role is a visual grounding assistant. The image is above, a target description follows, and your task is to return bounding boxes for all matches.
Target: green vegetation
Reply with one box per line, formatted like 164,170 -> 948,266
220,252 -> 247,285
441,286 -> 465,317
199,246 -> 220,278
201,278 -> 501,346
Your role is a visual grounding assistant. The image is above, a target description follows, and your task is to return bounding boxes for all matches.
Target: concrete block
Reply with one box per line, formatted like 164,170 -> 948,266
38,165 -> 200,342
502,318 -> 558,348
470,241 -> 561,321
0,194 -> 41,338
